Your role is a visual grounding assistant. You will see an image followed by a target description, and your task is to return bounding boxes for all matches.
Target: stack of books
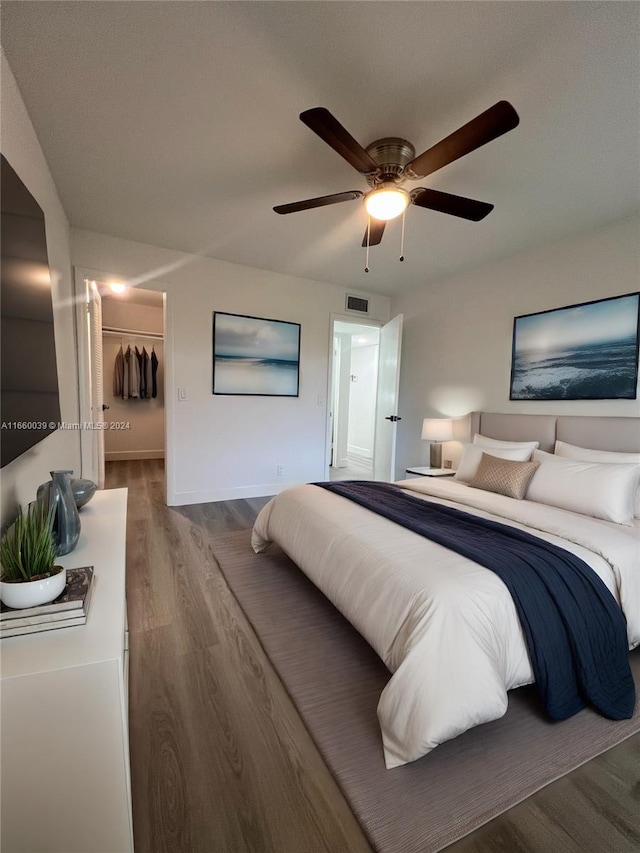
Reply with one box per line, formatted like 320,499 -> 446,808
0,566 -> 95,639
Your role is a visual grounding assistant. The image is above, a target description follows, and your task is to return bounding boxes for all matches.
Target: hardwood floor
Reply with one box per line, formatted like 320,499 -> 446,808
109,460 -> 640,853
108,459 -> 371,853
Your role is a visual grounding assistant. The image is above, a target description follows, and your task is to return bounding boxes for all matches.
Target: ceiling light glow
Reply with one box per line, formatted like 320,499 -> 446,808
108,281 -> 127,294
364,187 -> 409,221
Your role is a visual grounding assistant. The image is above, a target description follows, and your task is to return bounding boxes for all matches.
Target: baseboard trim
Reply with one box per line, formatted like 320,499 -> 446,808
347,447 -> 373,466
168,481 -> 292,507
105,450 -> 165,461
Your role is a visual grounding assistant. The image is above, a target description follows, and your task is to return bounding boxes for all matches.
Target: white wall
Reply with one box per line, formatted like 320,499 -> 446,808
1,51 -> 81,526
347,343 -> 379,460
332,333 -> 351,468
71,229 -> 390,503
392,215 -> 640,477
101,297 -> 165,460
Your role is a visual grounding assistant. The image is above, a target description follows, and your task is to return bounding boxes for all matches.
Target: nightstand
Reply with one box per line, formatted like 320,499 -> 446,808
405,466 -> 455,477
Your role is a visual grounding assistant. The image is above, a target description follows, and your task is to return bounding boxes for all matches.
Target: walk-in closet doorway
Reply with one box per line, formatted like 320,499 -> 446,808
75,271 -> 169,498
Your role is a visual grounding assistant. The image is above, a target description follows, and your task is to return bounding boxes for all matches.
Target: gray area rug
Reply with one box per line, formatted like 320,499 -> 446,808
211,529 -> 640,853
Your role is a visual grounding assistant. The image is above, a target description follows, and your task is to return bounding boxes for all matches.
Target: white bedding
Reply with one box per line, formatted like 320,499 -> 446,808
251,478 -> 640,768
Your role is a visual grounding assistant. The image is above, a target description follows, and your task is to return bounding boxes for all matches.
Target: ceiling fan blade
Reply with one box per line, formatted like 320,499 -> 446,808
411,188 -> 494,221
405,101 -> 520,179
274,190 -> 363,215
300,107 -> 380,175
362,218 -> 386,247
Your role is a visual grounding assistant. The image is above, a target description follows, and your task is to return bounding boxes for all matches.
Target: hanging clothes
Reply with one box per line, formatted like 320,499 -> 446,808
122,346 -> 130,400
142,349 -> 152,400
135,347 -> 146,399
113,346 -> 125,398
141,347 -> 150,399
151,348 -> 159,399
130,348 -> 140,398
126,345 -> 140,398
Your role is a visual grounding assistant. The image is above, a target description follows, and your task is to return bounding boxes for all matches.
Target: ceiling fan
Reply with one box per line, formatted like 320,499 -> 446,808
274,102 -> 519,250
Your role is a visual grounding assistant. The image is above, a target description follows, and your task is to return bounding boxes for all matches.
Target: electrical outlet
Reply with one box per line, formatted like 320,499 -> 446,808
443,460 -> 452,469
276,464 -> 284,477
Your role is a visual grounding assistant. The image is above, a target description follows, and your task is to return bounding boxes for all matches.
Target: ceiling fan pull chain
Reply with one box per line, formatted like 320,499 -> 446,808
365,215 -> 371,273
399,209 -> 406,262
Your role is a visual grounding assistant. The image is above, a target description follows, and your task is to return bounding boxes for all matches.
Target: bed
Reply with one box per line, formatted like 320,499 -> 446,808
252,413 -> 640,768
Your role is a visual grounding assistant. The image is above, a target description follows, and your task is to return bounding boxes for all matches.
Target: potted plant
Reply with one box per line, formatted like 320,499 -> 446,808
0,503 -> 66,609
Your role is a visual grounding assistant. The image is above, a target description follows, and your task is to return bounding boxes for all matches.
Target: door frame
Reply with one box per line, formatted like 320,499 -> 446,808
73,266 -> 173,505
372,312 -> 403,481
324,313 -> 383,479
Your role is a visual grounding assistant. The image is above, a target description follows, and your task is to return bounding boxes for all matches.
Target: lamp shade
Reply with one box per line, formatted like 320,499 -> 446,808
364,187 -> 409,221
421,418 -> 454,442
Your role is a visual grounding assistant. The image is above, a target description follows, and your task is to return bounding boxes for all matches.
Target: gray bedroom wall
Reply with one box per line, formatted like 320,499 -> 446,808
1,50 -> 81,526
392,214 -> 640,478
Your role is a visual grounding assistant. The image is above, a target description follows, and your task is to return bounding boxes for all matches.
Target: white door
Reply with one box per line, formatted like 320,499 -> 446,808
79,280 -> 106,488
89,284 -> 106,488
373,314 -> 403,481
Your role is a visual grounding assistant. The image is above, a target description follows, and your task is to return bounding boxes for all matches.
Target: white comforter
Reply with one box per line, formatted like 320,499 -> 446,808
251,478 -> 640,768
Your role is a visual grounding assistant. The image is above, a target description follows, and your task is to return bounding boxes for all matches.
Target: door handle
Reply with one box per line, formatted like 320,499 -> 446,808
385,415 -> 402,422
102,404 -> 110,411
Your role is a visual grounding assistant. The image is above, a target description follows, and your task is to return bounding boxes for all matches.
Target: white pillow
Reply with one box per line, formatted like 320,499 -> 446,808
555,440 -> 640,519
455,444 -> 534,483
527,449 -> 640,525
555,440 -> 640,465
473,433 -> 539,451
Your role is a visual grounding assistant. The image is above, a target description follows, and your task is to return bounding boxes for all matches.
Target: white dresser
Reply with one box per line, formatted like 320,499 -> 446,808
1,488 -> 133,853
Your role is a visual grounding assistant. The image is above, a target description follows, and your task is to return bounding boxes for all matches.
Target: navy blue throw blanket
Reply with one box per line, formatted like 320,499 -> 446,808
315,481 -> 635,721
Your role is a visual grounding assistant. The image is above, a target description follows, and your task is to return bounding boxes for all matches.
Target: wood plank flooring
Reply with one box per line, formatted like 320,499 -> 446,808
110,460 -> 640,853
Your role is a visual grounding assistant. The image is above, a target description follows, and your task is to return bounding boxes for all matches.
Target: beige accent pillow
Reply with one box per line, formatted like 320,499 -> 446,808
468,453 -> 540,500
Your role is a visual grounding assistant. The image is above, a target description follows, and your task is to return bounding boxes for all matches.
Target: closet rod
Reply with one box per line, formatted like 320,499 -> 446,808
102,326 -> 164,341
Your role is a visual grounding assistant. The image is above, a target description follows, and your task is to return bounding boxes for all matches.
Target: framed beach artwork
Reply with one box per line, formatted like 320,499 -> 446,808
212,311 -> 301,396
509,292 -> 640,401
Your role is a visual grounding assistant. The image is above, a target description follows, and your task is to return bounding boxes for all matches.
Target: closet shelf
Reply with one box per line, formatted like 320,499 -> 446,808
102,326 -> 164,341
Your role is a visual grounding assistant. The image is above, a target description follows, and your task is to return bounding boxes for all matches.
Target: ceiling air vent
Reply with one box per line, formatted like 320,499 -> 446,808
345,294 -> 370,315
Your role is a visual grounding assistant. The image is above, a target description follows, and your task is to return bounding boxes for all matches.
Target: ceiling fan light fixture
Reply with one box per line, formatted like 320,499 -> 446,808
364,187 -> 409,221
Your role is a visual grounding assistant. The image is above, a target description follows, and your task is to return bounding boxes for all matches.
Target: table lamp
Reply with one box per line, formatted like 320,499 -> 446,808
421,418 -> 454,469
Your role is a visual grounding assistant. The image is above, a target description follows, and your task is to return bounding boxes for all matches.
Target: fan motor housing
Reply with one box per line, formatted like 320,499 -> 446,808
365,137 -> 415,186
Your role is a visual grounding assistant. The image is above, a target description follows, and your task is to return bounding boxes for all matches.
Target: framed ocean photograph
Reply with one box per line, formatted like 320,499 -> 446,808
509,292 -> 640,401
212,311 -> 300,396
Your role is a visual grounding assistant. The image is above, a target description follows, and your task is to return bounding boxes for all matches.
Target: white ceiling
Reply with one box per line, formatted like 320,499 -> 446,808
2,2 -> 638,297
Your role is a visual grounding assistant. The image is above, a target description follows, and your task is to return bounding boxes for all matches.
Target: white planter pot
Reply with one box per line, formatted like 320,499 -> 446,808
0,567 -> 66,609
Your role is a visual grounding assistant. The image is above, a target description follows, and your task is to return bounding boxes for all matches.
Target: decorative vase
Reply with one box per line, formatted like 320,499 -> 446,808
70,478 -> 97,510
0,566 -> 66,609
37,470 -> 81,556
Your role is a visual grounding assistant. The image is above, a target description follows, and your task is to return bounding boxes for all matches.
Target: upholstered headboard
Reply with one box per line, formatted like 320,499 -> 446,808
468,412 -> 640,453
